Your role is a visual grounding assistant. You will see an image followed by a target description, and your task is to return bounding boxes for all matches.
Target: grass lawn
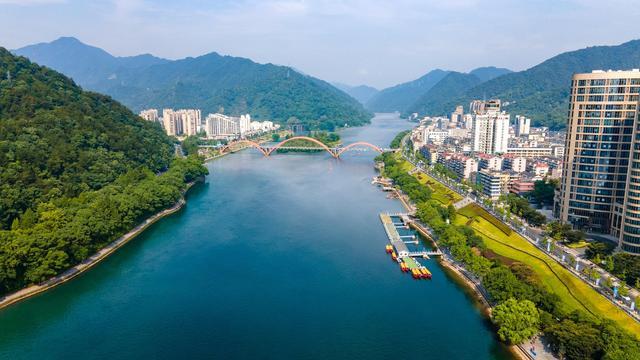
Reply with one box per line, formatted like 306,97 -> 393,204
455,207 -> 640,335
458,203 -> 512,235
567,241 -> 589,249
413,172 -> 463,205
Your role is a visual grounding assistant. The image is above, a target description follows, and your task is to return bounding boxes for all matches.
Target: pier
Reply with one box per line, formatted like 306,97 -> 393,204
379,213 -> 442,259
380,213 -> 409,257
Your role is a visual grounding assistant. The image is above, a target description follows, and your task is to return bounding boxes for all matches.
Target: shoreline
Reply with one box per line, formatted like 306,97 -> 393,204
0,180 -> 201,311
384,173 -> 533,360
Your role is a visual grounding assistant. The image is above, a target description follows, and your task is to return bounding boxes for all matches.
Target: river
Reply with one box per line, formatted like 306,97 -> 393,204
0,114 -> 512,359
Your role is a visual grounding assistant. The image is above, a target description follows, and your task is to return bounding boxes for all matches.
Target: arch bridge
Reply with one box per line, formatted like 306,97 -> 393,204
202,136 -> 395,158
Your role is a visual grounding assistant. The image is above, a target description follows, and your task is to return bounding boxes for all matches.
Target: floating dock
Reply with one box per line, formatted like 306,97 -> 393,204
380,213 -> 409,258
380,213 -> 437,280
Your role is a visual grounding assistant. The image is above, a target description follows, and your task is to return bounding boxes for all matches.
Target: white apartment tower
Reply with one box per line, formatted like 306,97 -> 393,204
205,113 -> 240,138
472,108 -> 509,154
515,115 -> 531,136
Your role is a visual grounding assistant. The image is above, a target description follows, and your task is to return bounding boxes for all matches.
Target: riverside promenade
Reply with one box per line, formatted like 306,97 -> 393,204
0,182 -> 197,310
381,149 -> 552,360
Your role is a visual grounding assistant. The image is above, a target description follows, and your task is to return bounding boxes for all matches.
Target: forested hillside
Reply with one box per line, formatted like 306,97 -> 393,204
407,72 -> 482,115
15,37 -> 372,130
365,69 -> 450,112
408,40 -> 640,129
0,48 -> 174,230
0,48 -> 208,294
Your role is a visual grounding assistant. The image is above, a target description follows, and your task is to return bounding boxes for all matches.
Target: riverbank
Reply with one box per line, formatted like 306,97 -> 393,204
378,170 -> 535,360
0,179 -> 202,311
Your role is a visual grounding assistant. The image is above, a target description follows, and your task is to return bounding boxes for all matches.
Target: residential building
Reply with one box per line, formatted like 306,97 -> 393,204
463,114 -> 473,130
506,147 -> 553,158
556,69 -> 640,254
420,145 -> 438,165
477,169 -> 510,200
139,109 -> 158,122
510,179 -> 535,194
451,105 -> 464,124
515,115 -> 531,136
205,113 -> 239,138
477,153 -> 503,171
529,162 -> 550,177
161,109 -> 201,136
503,155 -> 527,173
439,153 -> 478,179
162,109 -> 183,136
472,107 -> 509,154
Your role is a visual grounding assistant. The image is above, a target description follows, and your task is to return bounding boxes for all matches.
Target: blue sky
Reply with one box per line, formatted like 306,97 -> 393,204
1,0 -> 640,88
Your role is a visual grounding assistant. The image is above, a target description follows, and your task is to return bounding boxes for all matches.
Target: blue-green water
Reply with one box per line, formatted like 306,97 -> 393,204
0,114 -> 511,359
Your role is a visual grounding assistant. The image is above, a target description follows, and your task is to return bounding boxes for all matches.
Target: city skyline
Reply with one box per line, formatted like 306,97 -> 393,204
2,0 -> 640,88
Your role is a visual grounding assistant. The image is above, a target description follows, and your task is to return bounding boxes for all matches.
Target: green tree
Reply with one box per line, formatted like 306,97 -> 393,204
492,298 -> 540,344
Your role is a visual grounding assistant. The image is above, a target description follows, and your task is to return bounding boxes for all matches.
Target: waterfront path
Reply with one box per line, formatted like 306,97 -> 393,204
401,150 -> 640,322
0,187 -> 192,311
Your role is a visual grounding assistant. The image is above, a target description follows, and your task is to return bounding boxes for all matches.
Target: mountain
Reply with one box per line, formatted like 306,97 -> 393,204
14,37 -> 169,86
365,69 -> 450,112
0,47 -> 174,229
406,72 -> 482,115
410,40 -> 640,129
14,37 -> 372,130
333,83 -> 379,105
469,66 -> 512,82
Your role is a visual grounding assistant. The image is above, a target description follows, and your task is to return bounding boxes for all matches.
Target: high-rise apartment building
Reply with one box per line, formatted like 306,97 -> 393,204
162,109 -> 183,136
515,115 -> 531,136
451,105 -> 464,124
205,113 -> 240,138
557,70 -> 640,254
472,105 -> 509,154
139,109 -> 159,122
161,109 -> 201,136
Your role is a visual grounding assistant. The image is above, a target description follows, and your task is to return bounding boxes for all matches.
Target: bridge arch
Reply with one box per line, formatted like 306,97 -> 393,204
267,136 -> 337,157
335,141 -> 383,157
221,139 -> 268,156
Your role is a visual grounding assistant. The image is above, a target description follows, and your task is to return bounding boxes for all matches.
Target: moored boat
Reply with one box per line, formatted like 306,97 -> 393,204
420,267 -> 432,279
411,268 -> 420,279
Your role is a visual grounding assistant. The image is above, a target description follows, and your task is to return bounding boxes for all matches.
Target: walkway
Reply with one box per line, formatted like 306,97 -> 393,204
402,152 -> 640,321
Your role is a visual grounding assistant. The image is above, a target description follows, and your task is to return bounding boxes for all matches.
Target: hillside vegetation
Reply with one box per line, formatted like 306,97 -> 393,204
15,37 -> 372,130
406,40 -> 640,129
0,49 -> 209,294
0,48 -> 174,229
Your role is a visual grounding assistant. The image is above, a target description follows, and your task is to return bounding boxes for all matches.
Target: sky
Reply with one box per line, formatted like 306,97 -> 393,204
2,0 -> 640,89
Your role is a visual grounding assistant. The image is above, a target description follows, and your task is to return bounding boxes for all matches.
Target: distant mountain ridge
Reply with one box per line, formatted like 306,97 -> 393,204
404,40 -> 640,129
469,66 -> 513,82
332,83 -> 379,104
366,66 -> 512,115
15,37 -> 169,86
14,37 -> 372,130
365,69 -> 449,112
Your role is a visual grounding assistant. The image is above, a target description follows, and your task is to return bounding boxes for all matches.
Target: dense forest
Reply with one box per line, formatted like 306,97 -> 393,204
379,152 -> 640,359
0,48 -> 175,229
0,49 -> 208,294
15,37 -> 372,130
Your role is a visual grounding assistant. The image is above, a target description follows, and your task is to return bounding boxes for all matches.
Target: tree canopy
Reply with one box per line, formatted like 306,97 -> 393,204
492,298 -> 540,344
